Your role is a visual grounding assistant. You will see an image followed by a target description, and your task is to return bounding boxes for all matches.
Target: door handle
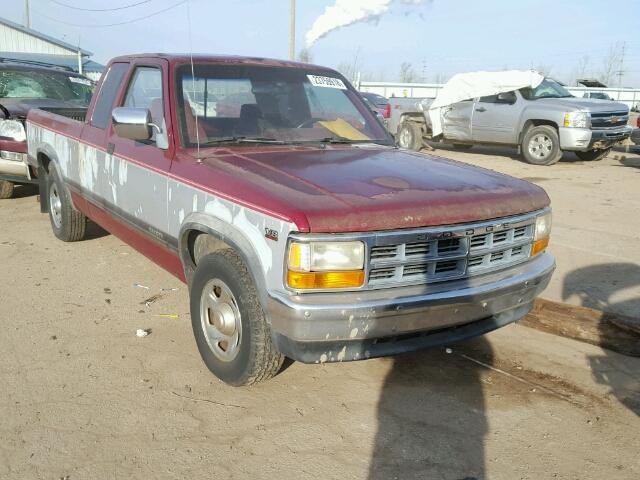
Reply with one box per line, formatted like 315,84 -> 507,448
107,142 -> 115,155
475,107 -> 487,112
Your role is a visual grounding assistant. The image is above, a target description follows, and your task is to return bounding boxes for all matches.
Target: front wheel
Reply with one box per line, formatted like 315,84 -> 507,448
47,163 -> 87,242
396,121 -> 424,151
521,125 -> 562,165
0,180 -> 14,199
189,250 -> 284,386
575,148 -> 611,161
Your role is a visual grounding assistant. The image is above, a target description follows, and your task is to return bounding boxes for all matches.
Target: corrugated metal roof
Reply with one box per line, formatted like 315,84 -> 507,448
0,16 -> 92,56
0,52 -> 104,73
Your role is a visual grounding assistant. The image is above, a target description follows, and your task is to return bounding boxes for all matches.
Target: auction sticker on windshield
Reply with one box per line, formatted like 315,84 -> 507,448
307,75 -> 347,90
68,76 -> 92,86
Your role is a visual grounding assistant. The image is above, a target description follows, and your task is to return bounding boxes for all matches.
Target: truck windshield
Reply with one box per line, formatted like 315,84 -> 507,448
176,64 -> 391,147
0,69 -> 94,105
520,78 -> 573,100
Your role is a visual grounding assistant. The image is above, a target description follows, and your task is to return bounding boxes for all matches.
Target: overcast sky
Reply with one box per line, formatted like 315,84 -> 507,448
4,0 -> 640,86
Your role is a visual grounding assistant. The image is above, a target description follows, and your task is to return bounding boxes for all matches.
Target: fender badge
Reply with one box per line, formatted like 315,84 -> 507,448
264,228 -> 279,241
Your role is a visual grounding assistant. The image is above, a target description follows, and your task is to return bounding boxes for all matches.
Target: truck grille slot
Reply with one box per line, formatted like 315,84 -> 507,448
366,216 -> 538,288
405,242 -> 430,257
370,245 -> 398,260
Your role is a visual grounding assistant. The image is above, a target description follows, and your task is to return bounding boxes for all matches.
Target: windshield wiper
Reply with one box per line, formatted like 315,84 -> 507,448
201,136 -> 290,145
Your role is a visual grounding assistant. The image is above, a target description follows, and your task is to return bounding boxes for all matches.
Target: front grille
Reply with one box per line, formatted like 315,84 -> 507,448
591,110 -> 628,129
367,215 -> 537,288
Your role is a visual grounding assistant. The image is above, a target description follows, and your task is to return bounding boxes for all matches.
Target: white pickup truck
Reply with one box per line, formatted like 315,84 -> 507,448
387,73 -> 632,165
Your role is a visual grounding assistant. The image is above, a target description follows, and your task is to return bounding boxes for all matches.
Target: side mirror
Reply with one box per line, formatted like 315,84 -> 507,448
496,93 -> 516,104
112,107 -> 157,141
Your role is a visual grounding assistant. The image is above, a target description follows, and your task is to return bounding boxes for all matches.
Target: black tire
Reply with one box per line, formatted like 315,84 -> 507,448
47,162 -> 86,242
396,121 -> 424,151
0,180 -> 14,199
189,250 -> 284,386
575,148 -> 611,161
521,125 -> 562,165
451,143 -> 473,150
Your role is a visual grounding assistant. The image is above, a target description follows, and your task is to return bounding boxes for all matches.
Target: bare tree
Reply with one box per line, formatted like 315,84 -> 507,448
599,42 -> 623,86
335,47 -> 363,83
399,62 -> 418,83
570,55 -> 590,85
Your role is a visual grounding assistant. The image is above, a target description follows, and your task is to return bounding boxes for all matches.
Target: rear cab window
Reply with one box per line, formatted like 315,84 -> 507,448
91,63 -> 129,129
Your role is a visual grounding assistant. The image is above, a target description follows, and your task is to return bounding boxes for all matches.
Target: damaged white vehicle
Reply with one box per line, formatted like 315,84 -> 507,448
387,70 -> 632,165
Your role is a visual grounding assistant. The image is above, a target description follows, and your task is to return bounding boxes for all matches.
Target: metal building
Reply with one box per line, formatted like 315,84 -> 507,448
0,16 -> 104,80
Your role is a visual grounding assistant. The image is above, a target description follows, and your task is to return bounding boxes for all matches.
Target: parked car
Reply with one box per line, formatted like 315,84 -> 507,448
26,54 -> 554,386
388,71 -> 632,165
631,116 -> 640,145
360,91 -> 390,119
0,60 -> 94,198
583,91 -> 614,101
361,95 -> 386,124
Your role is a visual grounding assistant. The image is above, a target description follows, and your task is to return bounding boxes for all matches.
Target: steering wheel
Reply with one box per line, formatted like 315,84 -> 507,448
296,117 -> 323,129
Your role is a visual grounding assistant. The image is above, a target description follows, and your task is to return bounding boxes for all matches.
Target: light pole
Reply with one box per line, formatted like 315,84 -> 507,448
24,0 -> 31,28
289,0 -> 296,60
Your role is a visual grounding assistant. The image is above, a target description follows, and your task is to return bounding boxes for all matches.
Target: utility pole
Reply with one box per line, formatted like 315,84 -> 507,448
617,41 -> 626,88
289,0 -> 296,61
24,0 -> 31,28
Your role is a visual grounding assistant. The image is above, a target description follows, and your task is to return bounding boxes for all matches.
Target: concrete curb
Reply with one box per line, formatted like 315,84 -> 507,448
519,298 -> 640,357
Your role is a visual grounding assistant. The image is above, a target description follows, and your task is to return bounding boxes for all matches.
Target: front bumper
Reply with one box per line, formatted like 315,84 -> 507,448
268,252 -> 555,363
559,126 -> 632,151
0,139 -> 33,183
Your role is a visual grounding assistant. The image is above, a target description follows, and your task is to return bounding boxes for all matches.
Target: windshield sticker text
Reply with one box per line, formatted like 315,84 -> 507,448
68,76 -> 92,86
307,75 -> 347,90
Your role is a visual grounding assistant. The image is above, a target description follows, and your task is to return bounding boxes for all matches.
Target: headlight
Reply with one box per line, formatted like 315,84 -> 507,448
532,211 -> 552,256
563,111 -> 590,129
287,241 -> 365,289
0,119 -> 26,142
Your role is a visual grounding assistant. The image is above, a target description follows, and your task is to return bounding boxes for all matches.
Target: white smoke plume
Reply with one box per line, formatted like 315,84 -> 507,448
305,0 -> 426,47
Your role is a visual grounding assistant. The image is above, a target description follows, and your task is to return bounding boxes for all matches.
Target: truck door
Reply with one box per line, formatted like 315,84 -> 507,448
104,59 -> 174,247
442,100 -> 473,141
471,91 -> 520,144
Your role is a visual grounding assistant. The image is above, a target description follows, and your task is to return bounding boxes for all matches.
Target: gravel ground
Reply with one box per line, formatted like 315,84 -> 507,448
0,151 -> 639,479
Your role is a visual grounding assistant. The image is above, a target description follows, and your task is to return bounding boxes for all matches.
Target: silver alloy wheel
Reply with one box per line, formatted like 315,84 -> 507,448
49,184 -> 63,229
528,134 -> 553,160
199,278 -> 242,362
398,126 -> 411,149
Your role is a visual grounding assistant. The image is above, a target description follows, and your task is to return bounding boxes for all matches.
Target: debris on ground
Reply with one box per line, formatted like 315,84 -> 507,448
155,314 -> 179,319
160,287 -> 179,292
136,329 -> 151,337
133,283 -> 150,290
141,293 -> 166,308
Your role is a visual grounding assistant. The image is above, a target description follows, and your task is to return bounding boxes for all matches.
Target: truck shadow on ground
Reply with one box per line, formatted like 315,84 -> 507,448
427,143 -> 588,164
368,337 -> 492,480
563,263 -> 640,417
9,183 -> 38,199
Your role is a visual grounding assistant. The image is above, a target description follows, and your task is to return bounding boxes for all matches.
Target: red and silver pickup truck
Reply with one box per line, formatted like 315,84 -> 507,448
26,54 -> 555,386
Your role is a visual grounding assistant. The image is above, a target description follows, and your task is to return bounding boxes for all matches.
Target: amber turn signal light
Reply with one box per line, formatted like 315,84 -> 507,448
287,270 -> 365,290
531,237 -> 549,256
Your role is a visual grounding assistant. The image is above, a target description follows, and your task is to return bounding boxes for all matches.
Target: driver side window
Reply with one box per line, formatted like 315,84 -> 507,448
479,91 -> 516,104
123,67 -> 163,140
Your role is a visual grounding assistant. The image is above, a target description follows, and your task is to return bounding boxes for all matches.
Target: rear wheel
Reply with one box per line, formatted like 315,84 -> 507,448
522,125 -> 562,165
189,250 -> 284,386
396,121 -> 424,151
575,148 -> 611,161
47,163 -> 86,242
0,180 -> 14,199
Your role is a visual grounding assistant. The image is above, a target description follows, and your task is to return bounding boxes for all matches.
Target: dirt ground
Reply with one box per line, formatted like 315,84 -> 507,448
1,152 -> 639,479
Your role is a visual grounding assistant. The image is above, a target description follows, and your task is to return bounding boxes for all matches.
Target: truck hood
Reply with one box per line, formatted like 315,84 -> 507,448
0,98 -> 85,119
536,97 -> 628,113
200,146 -> 549,233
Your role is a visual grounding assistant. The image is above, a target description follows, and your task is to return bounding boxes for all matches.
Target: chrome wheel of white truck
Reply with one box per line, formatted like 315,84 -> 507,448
190,249 -> 284,386
396,121 -> 423,151
522,125 -> 561,166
